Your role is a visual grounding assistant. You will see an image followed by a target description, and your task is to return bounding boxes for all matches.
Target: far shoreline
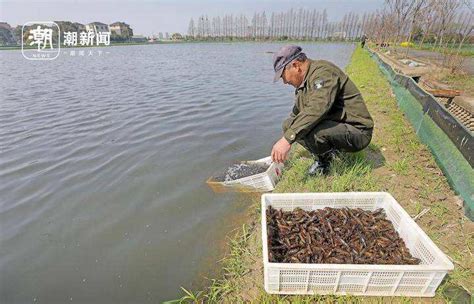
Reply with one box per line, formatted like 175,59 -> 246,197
0,39 -> 356,51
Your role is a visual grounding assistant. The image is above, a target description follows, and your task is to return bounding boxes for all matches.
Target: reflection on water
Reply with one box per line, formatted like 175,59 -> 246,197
0,42 -> 354,303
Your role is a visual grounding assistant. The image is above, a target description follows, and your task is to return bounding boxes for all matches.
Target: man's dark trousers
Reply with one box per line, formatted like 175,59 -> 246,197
284,119 -> 373,155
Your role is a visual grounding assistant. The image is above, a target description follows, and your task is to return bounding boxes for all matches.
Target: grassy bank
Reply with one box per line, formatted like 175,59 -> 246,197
172,47 -> 473,303
406,43 -> 474,58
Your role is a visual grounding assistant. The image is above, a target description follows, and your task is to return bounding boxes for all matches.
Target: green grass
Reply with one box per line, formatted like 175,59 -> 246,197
431,203 -> 450,218
388,158 -> 410,175
441,74 -> 474,96
406,43 -> 474,58
275,150 -> 377,193
412,200 -> 423,215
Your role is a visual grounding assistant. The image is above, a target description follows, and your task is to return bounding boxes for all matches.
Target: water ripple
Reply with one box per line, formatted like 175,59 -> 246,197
0,42 -> 355,303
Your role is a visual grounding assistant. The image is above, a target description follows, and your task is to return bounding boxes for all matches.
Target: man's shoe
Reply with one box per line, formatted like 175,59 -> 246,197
307,159 -> 330,176
307,149 -> 338,176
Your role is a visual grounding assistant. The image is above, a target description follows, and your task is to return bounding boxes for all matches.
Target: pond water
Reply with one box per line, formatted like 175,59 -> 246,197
0,42 -> 355,303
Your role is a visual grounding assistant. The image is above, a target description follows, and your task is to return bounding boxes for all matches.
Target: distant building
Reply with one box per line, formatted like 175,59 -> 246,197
158,32 -> 163,40
85,22 -> 109,33
0,22 -> 12,30
109,22 -> 133,38
150,34 -> 161,41
165,32 -> 169,40
0,22 -> 18,45
73,22 -> 86,32
130,35 -> 147,43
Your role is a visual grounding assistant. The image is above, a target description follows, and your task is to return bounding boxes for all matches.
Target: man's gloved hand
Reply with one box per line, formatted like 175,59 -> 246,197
271,137 -> 291,163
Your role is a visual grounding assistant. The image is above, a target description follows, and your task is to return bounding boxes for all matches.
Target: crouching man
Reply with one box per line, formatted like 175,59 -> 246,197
270,45 -> 374,175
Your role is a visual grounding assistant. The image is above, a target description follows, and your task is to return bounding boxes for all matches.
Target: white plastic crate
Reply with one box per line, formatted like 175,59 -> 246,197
207,156 -> 283,193
261,192 -> 454,297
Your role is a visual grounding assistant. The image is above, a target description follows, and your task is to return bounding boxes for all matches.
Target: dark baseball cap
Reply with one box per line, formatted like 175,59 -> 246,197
272,45 -> 303,82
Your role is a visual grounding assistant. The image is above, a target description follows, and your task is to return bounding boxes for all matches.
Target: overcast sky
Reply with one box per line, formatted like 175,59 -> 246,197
1,0 -> 384,36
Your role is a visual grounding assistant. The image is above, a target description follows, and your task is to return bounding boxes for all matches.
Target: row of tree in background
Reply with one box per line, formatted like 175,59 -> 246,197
368,0 -> 472,72
366,0 -> 472,48
187,9 -> 370,40
187,0 -> 473,45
